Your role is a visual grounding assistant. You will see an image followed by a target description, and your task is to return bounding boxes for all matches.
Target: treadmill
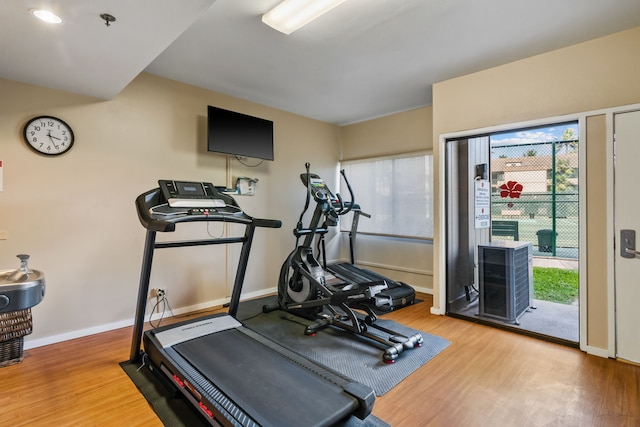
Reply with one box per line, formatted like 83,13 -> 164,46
129,181 -> 375,427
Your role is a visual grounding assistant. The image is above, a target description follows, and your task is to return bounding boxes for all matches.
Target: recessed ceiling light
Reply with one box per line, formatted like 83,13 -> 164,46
31,9 -> 63,24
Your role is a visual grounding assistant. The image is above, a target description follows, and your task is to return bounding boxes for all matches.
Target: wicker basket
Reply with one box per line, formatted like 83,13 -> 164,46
0,309 -> 32,366
0,337 -> 24,367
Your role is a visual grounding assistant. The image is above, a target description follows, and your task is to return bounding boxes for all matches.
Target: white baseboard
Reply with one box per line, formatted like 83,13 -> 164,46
24,287 -> 277,350
412,285 -> 432,295
24,318 -> 135,350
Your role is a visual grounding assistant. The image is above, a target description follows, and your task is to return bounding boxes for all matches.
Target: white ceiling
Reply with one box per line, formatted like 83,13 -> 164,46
0,0 -> 214,99
3,0 -> 640,125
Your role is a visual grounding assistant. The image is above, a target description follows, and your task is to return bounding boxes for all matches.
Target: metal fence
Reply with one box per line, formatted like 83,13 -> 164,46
490,140 -> 579,258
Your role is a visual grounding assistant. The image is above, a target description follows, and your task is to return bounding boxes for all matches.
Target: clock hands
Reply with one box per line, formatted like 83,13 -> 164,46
46,130 -> 61,141
46,130 -> 62,150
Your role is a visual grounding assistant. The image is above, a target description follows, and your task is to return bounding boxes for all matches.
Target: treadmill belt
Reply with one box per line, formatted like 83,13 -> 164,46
174,327 -> 356,427
328,263 -> 386,285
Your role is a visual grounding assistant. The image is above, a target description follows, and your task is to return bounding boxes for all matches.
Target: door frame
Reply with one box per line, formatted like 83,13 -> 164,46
435,102 -> 640,359
609,105 -> 640,359
435,113 -> 588,350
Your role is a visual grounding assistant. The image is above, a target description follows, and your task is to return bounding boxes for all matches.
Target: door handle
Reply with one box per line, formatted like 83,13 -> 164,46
621,229 -> 637,258
625,247 -> 640,257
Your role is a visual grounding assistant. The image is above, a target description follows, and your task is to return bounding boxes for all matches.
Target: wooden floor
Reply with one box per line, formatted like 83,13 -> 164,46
1,294 -> 638,427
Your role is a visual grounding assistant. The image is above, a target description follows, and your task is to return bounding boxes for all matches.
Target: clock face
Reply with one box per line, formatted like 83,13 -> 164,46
23,116 -> 74,156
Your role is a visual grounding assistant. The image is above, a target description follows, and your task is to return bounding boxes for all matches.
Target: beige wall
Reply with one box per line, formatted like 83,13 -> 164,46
585,115 -> 608,349
338,106 -> 434,292
432,26 -> 640,352
0,73 -> 341,347
340,106 -> 433,160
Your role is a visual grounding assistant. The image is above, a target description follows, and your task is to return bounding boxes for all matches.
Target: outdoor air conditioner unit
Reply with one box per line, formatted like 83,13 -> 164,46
478,241 -> 533,324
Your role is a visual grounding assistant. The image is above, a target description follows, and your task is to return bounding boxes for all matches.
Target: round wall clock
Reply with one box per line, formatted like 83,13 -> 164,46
23,116 -> 75,156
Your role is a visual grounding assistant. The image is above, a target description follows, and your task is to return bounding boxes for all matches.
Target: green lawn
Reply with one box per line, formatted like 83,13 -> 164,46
533,266 -> 579,304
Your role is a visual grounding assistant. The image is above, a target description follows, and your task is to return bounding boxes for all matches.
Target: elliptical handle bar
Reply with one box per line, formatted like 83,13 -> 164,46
334,169 -> 355,216
296,162 -> 313,231
334,192 -> 345,212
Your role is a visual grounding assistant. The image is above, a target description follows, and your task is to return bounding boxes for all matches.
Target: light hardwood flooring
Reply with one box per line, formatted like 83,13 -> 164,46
1,294 -> 638,426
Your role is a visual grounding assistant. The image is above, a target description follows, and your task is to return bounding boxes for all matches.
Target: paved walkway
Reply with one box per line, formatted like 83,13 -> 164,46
533,256 -> 578,269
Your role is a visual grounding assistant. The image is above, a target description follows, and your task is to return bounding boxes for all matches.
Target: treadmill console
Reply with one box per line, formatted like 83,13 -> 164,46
159,180 -> 226,208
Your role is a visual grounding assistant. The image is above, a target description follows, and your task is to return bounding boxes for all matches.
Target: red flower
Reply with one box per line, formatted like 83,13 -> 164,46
500,181 -> 523,198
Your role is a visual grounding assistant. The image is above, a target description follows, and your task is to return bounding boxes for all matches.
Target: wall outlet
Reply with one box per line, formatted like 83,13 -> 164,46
0,230 -> 7,240
149,288 -> 167,313
149,288 -> 167,298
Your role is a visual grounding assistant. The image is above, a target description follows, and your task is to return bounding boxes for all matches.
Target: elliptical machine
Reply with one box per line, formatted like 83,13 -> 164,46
264,163 -> 422,363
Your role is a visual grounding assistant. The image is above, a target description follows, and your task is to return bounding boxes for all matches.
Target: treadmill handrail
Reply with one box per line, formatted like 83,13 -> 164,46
130,187 -> 281,362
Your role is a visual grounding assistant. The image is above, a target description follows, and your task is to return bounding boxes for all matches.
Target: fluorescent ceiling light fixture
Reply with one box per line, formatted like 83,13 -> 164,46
262,0 -> 348,35
31,9 -> 63,24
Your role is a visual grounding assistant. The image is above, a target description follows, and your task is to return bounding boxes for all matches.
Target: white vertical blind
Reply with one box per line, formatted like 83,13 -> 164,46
341,152 -> 433,239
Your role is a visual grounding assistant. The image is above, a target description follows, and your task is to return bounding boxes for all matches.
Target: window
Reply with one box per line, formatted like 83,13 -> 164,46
340,152 -> 433,239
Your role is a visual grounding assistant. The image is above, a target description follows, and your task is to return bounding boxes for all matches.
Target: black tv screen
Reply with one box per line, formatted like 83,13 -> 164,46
207,106 -> 274,160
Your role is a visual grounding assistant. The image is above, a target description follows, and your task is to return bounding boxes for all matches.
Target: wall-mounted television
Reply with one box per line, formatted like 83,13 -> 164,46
207,105 -> 274,161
